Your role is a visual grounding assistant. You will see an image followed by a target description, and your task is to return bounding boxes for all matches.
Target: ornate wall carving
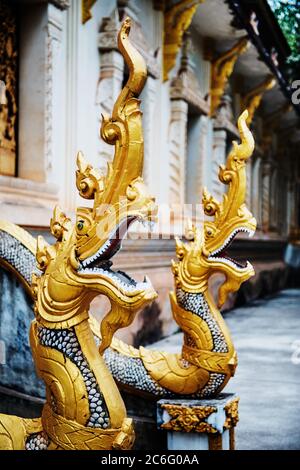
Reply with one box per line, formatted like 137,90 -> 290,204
45,4 -> 64,180
0,0 -> 18,177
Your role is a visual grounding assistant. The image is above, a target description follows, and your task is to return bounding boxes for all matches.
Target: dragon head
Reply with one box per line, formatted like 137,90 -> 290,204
33,18 -> 157,352
172,110 -> 256,308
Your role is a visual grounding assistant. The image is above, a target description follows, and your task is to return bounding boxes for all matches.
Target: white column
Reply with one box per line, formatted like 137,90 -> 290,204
211,129 -> 226,201
246,158 -> 252,209
251,156 -> 262,228
64,0 -> 79,212
168,99 -> 188,207
157,394 -> 239,451
262,160 -> 271,232
18,3 -> 65,185
141,76 -> 157,190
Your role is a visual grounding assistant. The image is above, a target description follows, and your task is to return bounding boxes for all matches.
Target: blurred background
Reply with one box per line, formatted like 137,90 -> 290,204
0,0 -> 300,448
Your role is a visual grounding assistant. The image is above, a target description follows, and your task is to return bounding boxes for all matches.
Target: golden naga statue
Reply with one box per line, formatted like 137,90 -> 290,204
99,109 -> 256,397
0,18 -> 157,450
0,19 -> 257,450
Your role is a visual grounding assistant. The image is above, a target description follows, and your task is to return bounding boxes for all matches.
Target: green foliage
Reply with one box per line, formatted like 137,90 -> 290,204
268,0 -> 300,77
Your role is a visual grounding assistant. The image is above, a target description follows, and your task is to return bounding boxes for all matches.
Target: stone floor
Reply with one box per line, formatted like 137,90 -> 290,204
151,289 -> 300,450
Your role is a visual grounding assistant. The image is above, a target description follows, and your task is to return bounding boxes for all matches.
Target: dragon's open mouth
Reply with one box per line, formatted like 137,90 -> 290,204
78,217 -> 152,294
208,227 -> 255,270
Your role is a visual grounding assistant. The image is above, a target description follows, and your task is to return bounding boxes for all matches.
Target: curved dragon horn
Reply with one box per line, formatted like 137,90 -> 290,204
203,110 -> 255,226
219,110 -> 254,220
98,17 -> 147,208
112,17 -> 147,120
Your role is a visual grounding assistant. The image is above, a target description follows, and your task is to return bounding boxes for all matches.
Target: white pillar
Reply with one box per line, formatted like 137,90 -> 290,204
211,129 -> 226,201
169,99 -> 188,207
141,76 -> 157,190
18,3 -> 65,185
251,156 -> 262,229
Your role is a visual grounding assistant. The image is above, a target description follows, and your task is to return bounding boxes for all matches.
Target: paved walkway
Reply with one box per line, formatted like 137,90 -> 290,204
152,289 -> 300,450
225,289 -> 300,450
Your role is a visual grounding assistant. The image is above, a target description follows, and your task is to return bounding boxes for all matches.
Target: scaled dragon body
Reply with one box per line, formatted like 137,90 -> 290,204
0,19 -> 257,450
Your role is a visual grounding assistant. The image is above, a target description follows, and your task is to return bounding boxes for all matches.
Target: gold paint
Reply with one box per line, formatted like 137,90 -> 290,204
0,415 -> 42,450
0,18 -> 156,450
0,0 -> 18,176
210,38 -> 248,116
241,77 -> 276,126
163,0 -> 204,81
82,0 -> 97,25
224,397 -> 239,429
161,403 -> 217,433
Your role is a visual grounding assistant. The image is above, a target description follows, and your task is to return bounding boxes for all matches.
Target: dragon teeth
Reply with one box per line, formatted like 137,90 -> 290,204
78,267 -> 151,294
209,258 -> 251,271
82,239 -> 112,267
209,227 -> 253,257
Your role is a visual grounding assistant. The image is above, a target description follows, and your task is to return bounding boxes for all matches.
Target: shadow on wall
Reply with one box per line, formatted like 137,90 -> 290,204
0,268 -> 45,416
133,301 -> 163,348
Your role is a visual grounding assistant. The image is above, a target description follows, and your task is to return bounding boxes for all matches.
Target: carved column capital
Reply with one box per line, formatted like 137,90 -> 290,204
210,37 -> 249,116
98,12 -> 121,53
157,395 -> 239,450
170,34 -> 209,114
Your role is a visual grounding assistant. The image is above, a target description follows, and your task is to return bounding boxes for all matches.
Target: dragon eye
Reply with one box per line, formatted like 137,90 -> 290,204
77,220 -> 84,231
205,226 -> 215,238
